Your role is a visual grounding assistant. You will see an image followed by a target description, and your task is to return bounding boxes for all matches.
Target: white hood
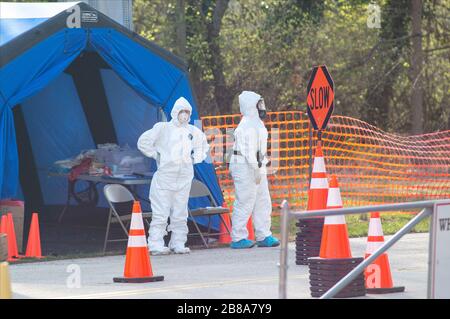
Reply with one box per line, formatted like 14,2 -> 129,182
171,97 -> 192,126
239,91 -> 261,118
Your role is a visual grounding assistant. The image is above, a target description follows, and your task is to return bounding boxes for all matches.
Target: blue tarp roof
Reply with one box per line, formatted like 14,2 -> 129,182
0,2 -> 224,228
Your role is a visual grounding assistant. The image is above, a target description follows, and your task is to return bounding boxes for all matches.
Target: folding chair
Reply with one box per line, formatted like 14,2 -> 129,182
103,184 -> 152,254
188,179 -> 231,248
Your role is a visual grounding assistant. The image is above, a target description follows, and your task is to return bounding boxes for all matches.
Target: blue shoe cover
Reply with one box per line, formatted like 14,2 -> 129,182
256,236 -> 280,247
230,238 -> 256,249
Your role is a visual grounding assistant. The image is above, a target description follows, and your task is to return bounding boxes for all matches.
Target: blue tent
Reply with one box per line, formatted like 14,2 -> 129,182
0,2 -> 223,228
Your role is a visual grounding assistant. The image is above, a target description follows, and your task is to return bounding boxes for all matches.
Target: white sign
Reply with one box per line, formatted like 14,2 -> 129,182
430,202 -> 450,299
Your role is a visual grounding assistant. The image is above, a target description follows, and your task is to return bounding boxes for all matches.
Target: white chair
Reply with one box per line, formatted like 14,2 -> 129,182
103,184 -> 152,254
188,179 -> 231,248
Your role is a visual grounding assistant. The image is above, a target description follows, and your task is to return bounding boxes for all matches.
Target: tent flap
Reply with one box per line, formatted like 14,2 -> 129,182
0,107 -> 18,198
0,28 -> 87,199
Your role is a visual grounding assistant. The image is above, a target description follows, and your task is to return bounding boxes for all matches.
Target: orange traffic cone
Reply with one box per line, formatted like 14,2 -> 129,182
218,202 -> 232,244
247,217 -> 255,241
25,212 -> 43,259
297,140 -> 329,264
113,201 -> 164,283
6,213 -> 20,258
364,212 -> 405,294
319,175 -> 352,259
0,215 -> 15,262
307,141 -> 329,211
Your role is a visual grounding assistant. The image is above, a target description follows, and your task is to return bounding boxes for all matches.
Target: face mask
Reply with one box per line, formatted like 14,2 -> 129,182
257,98 -> 267,120
178,110 -> 190,124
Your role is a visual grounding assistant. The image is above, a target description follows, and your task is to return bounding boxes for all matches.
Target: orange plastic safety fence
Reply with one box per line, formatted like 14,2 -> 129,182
201,111 -> 450,213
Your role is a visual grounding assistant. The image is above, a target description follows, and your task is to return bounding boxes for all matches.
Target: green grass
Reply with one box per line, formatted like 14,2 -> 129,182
271,215 -> 298,241
271,212 -> 430,240
346,213 -> 429,237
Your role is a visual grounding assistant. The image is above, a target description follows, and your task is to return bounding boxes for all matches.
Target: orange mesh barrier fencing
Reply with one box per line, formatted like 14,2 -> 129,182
201,111 -> 450,212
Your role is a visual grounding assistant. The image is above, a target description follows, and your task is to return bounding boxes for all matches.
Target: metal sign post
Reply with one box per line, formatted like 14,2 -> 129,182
428,201 -> 450,299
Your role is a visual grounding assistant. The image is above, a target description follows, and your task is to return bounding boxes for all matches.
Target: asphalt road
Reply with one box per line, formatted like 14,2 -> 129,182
9,233 -> 429,299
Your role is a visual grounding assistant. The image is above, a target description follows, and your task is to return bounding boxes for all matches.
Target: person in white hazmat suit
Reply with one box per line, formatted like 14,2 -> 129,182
137,97 -> 209,255
229,91 -> 280,249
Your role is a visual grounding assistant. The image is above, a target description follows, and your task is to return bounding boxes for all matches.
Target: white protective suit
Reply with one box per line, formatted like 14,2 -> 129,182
137,97 -> 209,251
230,91 -> 272,242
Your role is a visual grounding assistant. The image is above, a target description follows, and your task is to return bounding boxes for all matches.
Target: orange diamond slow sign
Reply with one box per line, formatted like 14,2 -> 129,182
306,65 -> 334,130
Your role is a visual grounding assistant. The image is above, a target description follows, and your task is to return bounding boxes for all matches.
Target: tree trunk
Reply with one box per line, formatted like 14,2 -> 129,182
409,0 -> 424,134
207,36 -> 234,114
442,93 -> 450,131
175,0 -> 186,60
362,0 -> 409,131
206,0 -> 234,114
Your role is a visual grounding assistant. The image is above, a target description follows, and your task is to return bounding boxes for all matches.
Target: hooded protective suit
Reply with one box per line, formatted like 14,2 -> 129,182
137,97 -> 209,253
230,91 -> 272,243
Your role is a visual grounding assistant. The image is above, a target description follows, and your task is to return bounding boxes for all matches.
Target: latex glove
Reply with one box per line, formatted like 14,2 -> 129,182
254,168 -> 262,185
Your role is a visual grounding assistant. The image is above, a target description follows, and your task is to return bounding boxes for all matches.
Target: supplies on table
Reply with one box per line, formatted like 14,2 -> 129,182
51,144 -> 151,177
109,146 -> 151,176
52,159 -> 77,174
95,143 -> 120,165
51,149 -> 99,176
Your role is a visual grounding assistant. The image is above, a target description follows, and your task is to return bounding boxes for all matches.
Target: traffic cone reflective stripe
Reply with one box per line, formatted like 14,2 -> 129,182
126,236 -> 148,247
307,141 -> 328,211
312,155 -> 326,172
130,208 -> 145,230
309,177 -> 328,189
368,215 -> 383,236
126,226 -> 148,248
326,177 -> 342,207
364,212 -> 404,294
127,228 -> 148,248
319,175 -> 352,259
25,213 -> 43,259
324,179 -> 346,224
323,215 -> 346,225
114,201 -> 164,283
